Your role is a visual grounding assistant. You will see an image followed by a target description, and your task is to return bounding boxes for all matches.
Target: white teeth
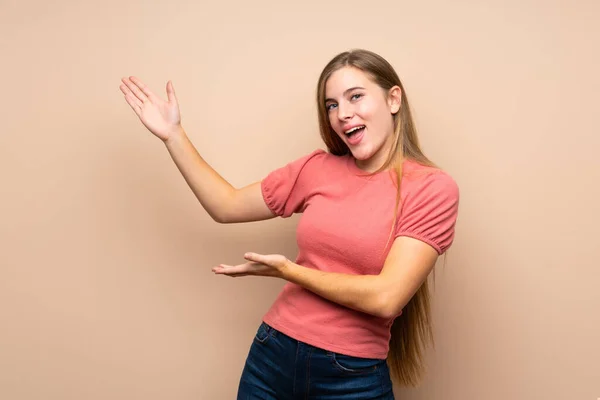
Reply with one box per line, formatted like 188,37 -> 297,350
345,126 -> 365,135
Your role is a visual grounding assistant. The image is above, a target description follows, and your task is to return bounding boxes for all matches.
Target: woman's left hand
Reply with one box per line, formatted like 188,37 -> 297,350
212,252 -> 291,278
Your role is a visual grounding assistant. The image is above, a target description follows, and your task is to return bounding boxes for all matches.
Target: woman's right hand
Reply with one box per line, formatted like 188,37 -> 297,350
120,76 -> 182,142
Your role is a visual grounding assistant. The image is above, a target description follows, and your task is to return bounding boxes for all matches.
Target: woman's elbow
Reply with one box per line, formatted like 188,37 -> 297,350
372,292 -> 404,319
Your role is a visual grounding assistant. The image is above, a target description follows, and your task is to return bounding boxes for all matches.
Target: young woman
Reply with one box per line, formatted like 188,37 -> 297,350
120,49 -> 459,399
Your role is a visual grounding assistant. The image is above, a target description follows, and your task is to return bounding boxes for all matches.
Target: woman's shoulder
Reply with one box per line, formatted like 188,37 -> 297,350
402,159 -> 459,195
294,148 -> 347,168
270,148 -> 343,180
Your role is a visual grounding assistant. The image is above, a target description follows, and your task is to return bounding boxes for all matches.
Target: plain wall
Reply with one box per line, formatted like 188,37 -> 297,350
1,0 -> 598,399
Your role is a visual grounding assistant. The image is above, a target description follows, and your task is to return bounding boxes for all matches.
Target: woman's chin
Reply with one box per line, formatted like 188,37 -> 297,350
349,147 -> 373,161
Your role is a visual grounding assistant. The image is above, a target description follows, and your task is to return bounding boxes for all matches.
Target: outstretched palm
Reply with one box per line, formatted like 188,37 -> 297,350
120,76 -> 181,142
212,253 -> 291,279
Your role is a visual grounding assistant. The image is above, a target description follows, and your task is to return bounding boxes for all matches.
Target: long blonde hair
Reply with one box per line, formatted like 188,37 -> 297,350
316,49 -> 440,387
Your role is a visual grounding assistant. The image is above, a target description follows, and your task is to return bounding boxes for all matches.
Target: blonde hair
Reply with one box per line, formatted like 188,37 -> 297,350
316,49 -> 440,387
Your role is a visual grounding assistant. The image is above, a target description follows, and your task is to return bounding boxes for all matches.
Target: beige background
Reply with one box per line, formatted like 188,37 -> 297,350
1,0 -> 599,399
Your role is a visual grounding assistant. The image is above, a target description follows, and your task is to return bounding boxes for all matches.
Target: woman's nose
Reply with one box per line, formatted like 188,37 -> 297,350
337,102 -> 353,120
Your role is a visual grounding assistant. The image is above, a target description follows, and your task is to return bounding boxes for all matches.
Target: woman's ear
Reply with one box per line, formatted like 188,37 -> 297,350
388,86 -> 402,114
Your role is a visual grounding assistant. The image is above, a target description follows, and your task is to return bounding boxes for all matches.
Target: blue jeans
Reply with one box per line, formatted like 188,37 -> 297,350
237,322 -> 395,399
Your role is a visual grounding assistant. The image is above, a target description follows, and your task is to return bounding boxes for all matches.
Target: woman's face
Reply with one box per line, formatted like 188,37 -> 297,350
325,66 -> 401,172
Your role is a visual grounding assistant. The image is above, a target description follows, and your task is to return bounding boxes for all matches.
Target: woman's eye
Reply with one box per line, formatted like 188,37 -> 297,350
326,103 -> 337,111
351,93 -> 363,101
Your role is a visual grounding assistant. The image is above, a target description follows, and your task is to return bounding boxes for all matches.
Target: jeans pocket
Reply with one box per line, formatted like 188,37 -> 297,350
327,351 -> 384,374
253,322 -> 274,344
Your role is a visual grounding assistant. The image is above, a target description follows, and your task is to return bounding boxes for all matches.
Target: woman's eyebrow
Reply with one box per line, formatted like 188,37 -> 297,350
325,86 -> 365,103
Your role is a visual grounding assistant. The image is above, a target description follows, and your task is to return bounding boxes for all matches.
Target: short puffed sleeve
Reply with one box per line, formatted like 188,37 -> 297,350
395,172 -> 460,254
260,149 -> 326,218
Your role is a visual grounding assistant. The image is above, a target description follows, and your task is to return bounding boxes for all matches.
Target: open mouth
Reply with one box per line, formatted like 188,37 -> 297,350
344,125 -> 365,138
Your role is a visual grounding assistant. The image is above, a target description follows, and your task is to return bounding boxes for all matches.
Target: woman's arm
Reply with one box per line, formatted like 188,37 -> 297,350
120,76 -> 275,224
282,236 -> 438,318
164,129 -> 275,223
217,235 -> 440,318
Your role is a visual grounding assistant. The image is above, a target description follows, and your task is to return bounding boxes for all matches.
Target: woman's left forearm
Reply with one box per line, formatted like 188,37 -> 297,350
280,262 -> 391,318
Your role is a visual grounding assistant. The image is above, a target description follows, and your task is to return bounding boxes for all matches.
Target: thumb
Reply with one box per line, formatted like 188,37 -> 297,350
244,252 -> 267,264
166,80 -> 178,104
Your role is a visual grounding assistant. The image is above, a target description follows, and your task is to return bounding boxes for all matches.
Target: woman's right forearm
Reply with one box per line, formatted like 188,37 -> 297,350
163,126 -> 234,223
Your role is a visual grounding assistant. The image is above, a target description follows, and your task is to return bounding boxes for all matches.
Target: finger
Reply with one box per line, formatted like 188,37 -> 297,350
119,83 -> 133,98
166,80 -> 178,104
120,84 -> 141,104
212,264 -> 247,275
120,84 -> 144,106
244,252 -> 267,264
130,76 -> 159,102
228,273 -> 249,278
123,92 -> 142,115
215,270 -> 249,277
121,76 -> 150,104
